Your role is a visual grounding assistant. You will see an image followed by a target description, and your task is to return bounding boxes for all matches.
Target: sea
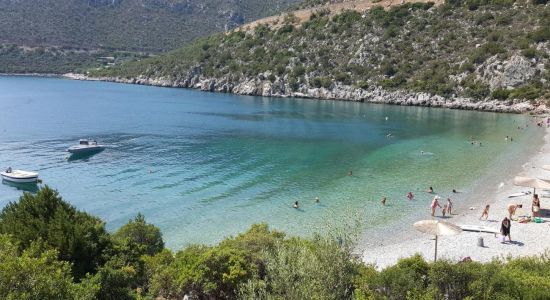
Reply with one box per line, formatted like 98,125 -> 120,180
0,76 -> 543,249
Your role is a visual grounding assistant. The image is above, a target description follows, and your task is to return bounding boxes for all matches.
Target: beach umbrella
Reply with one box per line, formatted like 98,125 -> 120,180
513,176 -> 550,194
414,220 -> 462,261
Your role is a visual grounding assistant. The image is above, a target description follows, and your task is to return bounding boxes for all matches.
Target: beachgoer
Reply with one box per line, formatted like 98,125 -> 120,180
381,197 -> 387,206
315,196 -> 320,203
6,167 -> 12,173
431,196 -> 441,217
500,217 -> 512,242
507,203 -> 522,220
407,192 -> 414,200
447,198 -> 453,215
532,194 -> 541,217
480,204 -> 490,220
420,150 -> 425,155
348,170 -> 353,176
452,189 -> 457,193
293,201 -> 299,209
510,137 -> 513,142
442,204 -> 448,217
427,187 -> 434,193
505,136 -> 509,141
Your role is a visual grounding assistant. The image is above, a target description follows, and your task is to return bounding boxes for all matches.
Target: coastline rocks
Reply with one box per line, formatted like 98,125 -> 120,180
63,73 -> 543,114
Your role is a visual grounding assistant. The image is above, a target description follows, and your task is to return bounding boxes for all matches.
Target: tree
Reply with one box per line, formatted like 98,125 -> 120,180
113,213 -> 164,256
0,186 -> 111,279
0,234 -> 98,300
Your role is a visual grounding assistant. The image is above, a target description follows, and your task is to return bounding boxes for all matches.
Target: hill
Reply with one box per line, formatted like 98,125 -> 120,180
87,0 -> 550,112
0,0 -> 301,73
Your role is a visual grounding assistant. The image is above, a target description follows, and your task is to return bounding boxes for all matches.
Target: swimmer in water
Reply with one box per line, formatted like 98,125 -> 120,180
315,196 -> 320,203
407,192 -> 414,200
427,187 -> 434,193
381,197 -> 387,206
348,170 -> 353,176
420,150 -> 425,155
293,201 -> 299,209
452,189 -> 457,193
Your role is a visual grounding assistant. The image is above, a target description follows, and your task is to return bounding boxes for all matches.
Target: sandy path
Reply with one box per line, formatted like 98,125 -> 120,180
362,122 -> 550,268
237,0 -> 444,33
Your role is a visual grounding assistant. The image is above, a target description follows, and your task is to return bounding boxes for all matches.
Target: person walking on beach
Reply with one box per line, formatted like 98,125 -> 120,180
500,217 -> 512,243
407,192 -> 414,200
381,197 -> 387,206
430,196 -> 441,217
480,204 -> 490,220
532,194 -> 541,217
507,203 -> 522,220
446,198 -> 453,215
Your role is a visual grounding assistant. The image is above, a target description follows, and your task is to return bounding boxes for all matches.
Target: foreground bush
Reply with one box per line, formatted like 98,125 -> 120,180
1,187 -> 550,299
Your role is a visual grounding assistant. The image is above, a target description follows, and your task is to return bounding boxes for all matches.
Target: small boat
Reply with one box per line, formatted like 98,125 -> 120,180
67,139 -> 104,154
1,168 -> 39,183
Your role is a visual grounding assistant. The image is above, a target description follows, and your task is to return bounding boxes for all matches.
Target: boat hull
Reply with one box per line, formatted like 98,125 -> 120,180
1,173 -> 38,183
67,146 -> 104,154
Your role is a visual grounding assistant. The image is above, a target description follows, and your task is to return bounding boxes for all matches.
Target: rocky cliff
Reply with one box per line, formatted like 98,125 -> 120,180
85,0 -> 550,113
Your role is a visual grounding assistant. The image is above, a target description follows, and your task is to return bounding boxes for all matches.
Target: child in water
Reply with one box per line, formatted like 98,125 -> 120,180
446,198 -> 453,215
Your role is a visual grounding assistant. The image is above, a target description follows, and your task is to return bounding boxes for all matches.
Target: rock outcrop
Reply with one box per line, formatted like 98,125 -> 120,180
65,72 -> 544,114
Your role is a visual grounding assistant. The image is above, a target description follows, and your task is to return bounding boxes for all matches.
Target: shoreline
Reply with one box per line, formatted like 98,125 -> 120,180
361,123 -> 550,269
63,73 -> 548,115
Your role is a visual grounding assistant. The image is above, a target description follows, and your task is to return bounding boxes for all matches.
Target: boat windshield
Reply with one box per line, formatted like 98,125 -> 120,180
79,140 -> 89,145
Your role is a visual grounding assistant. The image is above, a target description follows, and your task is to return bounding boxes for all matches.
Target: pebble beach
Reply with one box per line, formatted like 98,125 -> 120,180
362,123 -> 550,268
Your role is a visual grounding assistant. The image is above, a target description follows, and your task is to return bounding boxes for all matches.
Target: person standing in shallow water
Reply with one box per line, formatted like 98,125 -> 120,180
430,196 -> 441,217
348,170 -> 353,176
293,201 -> 299,209
381,197 -> 387,206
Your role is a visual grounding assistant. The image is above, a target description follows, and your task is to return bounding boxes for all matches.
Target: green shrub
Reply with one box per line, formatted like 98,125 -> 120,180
0,186 -> 111,279
113,213 -> 164,257
492,88 -> 511,100
312,76 -> 332,88
521,47 -> 537,58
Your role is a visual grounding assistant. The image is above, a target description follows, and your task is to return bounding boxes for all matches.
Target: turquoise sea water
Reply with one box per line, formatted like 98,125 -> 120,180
0,76 -> 543,249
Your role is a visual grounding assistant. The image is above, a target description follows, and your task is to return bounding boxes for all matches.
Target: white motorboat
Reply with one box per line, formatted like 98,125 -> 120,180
67,139 -> 105,154
1,168 -> 39,183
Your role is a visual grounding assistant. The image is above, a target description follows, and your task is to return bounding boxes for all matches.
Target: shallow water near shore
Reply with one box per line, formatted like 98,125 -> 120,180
0,76 -> 544,249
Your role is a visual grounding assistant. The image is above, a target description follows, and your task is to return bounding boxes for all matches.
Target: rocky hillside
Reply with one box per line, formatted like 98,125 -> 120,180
87,0 -> 550,112
0,0 -> 301,73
